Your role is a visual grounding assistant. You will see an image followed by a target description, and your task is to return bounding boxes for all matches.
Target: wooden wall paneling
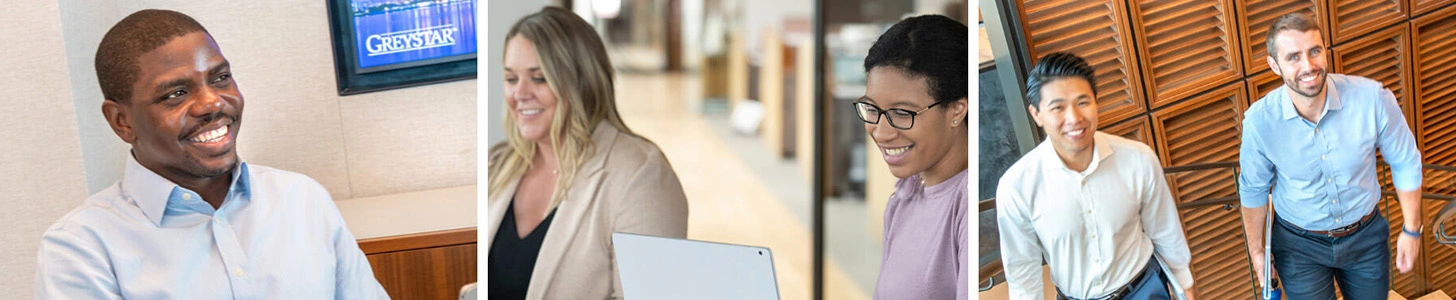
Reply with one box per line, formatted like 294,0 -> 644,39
1178,203 -> 1256,299
1325,0 -> 1406,45
1246,69 -> 1284,106
1017,0 -> 1146,125
1412,0 -> 1456,18
368,244 -> 478,300
1413,8 -> 1456,166
1148,84 -> 1249,299
1129,0 -> 1245,109
1382,195 -> 1426,296
1423,201 -> 1456,293
1101,115 -> 1154,146
1331,23 -> 1416,130
1234,0 -> 1318,76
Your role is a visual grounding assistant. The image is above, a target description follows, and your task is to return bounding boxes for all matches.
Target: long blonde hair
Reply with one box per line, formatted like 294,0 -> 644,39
489,6 -> 634,213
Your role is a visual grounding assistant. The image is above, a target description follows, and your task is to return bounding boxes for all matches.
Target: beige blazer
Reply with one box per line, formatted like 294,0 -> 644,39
485,123 -> 689,300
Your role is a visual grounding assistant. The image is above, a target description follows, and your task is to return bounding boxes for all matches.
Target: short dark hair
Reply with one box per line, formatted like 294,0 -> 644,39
1265,12 -> 1320,58
1026,52 -> 1096,109
863,14 -> 967,105
95,9 -> 210,103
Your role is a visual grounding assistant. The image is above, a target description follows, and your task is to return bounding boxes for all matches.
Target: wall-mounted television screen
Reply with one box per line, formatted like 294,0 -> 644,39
328,0 -> 477,95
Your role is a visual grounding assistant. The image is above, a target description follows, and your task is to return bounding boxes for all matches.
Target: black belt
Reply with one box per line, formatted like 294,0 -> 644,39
1283,209 -> 1377,238
1055,260 -> 1153,300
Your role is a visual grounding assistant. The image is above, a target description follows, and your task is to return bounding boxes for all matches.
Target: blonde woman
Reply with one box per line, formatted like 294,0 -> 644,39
485,7 -> 689,300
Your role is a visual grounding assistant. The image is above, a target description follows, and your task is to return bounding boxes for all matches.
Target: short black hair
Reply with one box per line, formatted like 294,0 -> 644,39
863,14 -> 967,105
1026,52 -> 1096,109
95,9 -> 210,103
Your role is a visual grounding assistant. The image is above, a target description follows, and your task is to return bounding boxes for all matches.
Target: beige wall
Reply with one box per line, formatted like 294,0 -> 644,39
2,1 -> 477,297
0,1 -> 93,297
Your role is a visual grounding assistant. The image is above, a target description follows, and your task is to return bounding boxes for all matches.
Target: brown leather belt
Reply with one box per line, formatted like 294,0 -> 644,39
1299,210 -> 1376,238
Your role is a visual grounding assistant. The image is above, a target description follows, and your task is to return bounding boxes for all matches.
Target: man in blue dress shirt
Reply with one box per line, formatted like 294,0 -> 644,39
34,9 -> 389,299
1239,12 -> 1423,299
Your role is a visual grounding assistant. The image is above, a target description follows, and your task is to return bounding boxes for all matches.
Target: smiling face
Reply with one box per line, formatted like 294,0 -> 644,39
1268,29 -> 1328,99
863,67 -> 963,179
104,31 -> 243,180
503,35 -> 560,144
1029,77 -> 1097,160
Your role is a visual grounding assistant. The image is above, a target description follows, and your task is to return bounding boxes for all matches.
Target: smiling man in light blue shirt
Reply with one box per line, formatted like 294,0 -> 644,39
1238,12 -> 1422,300
35,10 -> 387,299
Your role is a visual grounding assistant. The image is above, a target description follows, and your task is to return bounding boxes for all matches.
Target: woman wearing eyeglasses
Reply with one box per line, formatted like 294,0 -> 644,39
854,15 -> 969,300
486,7 -> 689,300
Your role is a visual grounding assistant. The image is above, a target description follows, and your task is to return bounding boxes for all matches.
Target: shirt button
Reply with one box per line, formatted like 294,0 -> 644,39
1336,218 -> 1342,223
1090,235 -> 1097,239
1328,178 -> 1332,183
234,268 -> 245,277
1321,155 -> 1326,160
182,193 -> 192,200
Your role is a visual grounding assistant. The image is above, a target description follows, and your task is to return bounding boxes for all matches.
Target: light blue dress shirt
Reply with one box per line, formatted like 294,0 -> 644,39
1238,73 -> 1422,231
36,156 -> 389,299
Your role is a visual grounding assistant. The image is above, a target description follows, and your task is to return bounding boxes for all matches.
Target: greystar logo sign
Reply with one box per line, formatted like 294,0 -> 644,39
365,24 -> 459,56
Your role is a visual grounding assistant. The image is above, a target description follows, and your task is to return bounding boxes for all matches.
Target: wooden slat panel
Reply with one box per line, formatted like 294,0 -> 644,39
1234,0 -> 1318,76
1423,201 -> 1456,293
1129,0 -> 1244,108
1412,0 -> 1456,18
1178,204 -> 1256,299
1326,0 -> 1405,44
1017,0 -> 1146,125
1382,195 -> 1426,296
368,244 -> 477,300
1100,115 -> 1153,145
1150,83 -> 1245,168
1413,8 -> 1456,166
1246,70 -> 1283,106
1332,24 -> 1416,130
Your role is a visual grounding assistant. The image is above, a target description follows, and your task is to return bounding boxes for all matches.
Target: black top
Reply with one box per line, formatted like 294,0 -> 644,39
488,201 -> 558,300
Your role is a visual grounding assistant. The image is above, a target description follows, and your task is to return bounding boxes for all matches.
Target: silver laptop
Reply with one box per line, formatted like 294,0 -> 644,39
612,232 -> 781,300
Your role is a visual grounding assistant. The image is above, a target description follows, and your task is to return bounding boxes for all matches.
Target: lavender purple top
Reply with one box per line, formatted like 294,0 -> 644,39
873,169 -> 969,300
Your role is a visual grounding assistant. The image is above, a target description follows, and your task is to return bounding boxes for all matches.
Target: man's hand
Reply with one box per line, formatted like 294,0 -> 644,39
1250,251 -> 1273,288
1396,232 -> 1421,273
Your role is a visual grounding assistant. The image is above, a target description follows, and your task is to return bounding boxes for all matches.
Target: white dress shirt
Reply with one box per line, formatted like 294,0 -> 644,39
995,131 -> 1194,299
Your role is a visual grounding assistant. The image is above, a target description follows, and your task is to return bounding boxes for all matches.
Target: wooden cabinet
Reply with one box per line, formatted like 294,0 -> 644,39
1016,0 -> 1146,125
360,228 -> 477,300
1128,0 -> 1244,108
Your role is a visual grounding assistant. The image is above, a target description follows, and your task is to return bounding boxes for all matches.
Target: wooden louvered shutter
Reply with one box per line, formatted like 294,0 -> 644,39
1380,194 -> 1427,296
1149,84 -> 1251,299
1235,0 -> 1317,76
1017,0 -> 1146,124
1246,70 -> 1284,106
1128,0 -> 1243,108
1412,0 -> 1456,18
1413,8 -> 1456,166
1326,0 -> 1406,44
1331,24 -> 1415,130
1101,116 -> 1153,145
1421,199 -> 1456,292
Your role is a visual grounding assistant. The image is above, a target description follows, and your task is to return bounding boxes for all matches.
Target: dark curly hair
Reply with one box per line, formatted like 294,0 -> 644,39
1025,52 -> 1096,109
863,14 -> 968,105
95,9 -> 211,103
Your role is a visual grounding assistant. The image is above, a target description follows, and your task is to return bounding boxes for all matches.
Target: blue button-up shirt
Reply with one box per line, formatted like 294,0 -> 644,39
1238,74 -> 1422,230
36,156 -> 388,299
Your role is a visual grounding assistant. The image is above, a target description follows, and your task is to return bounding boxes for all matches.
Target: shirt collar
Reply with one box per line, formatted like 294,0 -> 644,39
120,153 -> 250,227
1038,131 -> 1114,173
1280,76 -> 1342,121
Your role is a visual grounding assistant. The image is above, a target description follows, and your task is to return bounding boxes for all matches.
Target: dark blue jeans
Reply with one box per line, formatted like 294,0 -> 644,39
1272,210 -> 1390,300
1056,256 -> 1171,300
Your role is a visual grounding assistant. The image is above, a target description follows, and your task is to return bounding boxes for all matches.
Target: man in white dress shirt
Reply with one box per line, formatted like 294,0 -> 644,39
996,52 -> 1197,300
